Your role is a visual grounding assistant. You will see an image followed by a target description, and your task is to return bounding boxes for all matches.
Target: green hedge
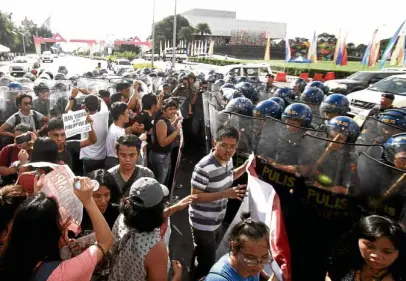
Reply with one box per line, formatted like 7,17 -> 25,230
187,57 -> 357,79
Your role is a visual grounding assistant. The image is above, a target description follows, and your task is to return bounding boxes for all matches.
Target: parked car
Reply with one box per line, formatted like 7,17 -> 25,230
218,63 -> 274,83
347,74 -> 406,116
41,51 -> 54,63
9,57 -> 31,77
324,70 -> 406,95
112,59 -> 133,74
25,54 -> 41,68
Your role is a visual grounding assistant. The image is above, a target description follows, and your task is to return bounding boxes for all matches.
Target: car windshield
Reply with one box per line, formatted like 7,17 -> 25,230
369,76 -> 406,95
347,72 -> 373,81
119,61 -> 131,65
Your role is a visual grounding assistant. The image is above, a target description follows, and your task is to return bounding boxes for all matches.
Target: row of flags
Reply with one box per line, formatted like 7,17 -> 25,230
158,40 -> 215,57
283,21 -> 406,68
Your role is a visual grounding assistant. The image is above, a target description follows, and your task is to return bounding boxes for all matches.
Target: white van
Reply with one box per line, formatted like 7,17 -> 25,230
347,74 -> 406,116
218,63 -> 274,83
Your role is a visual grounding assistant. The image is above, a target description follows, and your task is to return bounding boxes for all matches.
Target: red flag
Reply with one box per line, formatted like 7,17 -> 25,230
341,45 -> 348,66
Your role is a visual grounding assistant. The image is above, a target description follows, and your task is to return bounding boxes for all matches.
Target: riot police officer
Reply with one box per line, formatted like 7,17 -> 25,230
310,116 -> 360,194
252,100 -> 282,119
33,83 -> 50,116
268,96 -> 286,111
291,78 -> 307,97
300,87 -> 325,129
273,87 -> 295,105
319,93 -> 349,120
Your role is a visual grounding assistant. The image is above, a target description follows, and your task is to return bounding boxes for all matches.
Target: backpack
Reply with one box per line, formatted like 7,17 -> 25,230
14,111 -> 40,130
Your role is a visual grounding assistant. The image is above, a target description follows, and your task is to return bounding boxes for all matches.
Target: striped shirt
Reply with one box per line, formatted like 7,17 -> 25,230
189,153 -> 234,231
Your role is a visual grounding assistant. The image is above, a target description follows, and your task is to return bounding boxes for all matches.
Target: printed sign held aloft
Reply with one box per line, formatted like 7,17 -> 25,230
62,109 -> 91,138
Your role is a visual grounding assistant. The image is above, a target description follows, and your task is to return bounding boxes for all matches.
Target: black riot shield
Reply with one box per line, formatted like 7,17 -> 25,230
357,152 -> 406,220
227,113 -> 263,154
298,133 -> 360,195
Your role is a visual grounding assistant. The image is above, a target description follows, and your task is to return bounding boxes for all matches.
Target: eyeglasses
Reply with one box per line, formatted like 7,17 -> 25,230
218,143 -> 237,151
240,252 -> 272,267
22,102 -> 32,106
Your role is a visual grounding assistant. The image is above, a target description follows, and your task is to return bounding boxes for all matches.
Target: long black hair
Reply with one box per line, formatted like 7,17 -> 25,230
329,215 -> 406,281
0,193 -> 62,281
88,169 -> 120,204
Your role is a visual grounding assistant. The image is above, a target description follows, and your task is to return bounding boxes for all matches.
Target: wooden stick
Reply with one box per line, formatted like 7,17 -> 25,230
384,173 -> 406,198
315,134 -> 341,170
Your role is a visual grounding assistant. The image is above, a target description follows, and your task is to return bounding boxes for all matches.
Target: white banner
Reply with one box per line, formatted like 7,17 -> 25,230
62,109 -> 91,138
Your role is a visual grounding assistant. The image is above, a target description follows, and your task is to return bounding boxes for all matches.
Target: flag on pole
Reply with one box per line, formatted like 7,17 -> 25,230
41,15 -> 51,30
390,34 -> 405,66
379,21 -> 406,69
285,37 -> 291,62
371,42 -> 381,66
361,42 -> 371,66
333,30 -> 342,62
307,31 -> 317,63
369,29 -> 379,66
159,41 -> 163,57
264,32 -> 271,61
341,33 -> 348,66
208,40 -> 214,57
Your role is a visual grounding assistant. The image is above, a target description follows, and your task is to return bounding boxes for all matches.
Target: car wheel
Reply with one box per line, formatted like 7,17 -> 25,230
50,60 -> 53,63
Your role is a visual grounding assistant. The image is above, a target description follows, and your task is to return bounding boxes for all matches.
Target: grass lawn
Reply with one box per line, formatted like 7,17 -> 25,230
239,59 -> 405,73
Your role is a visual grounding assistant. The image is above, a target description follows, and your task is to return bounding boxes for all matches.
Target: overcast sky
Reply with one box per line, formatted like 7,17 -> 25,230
1,0 -> 406,45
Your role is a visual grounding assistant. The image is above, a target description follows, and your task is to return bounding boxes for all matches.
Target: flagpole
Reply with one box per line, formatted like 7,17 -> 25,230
171,0 -> 177,69
151,0 -> 156,68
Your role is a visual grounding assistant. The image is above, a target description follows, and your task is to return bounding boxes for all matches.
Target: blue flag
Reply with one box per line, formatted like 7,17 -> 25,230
379,21 -> 406,69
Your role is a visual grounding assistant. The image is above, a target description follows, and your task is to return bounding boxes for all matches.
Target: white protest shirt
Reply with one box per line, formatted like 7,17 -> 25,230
106,123 -> 125,158
80,100 -> 109,160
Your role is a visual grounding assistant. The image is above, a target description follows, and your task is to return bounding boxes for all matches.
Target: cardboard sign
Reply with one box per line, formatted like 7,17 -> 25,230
62,109 -> 91,138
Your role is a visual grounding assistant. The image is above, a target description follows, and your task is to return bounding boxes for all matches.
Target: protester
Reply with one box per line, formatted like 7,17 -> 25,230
108,134 -> 154,196
327,215 -> 406,281
0,93 -> 48,136
0,177 -> 114,281
205,213 -> 272,281
189,125 -> 252,280
105,102 -> 144,169
80,95 -> 110,175
0,124 -> 34,186
47,117 -> 97,170
108,177 -> 182,281
81,169 -> 120,234
149,98 -> 181,185
0,185 -> 27,257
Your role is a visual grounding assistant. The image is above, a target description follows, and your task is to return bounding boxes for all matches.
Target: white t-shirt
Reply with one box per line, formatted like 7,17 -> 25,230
80,100 -> 109,160
106,123 -> 125,158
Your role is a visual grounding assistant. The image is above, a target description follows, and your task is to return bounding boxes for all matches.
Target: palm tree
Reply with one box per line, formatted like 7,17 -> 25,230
178,26 -> 195,42
195,23 -> 211,38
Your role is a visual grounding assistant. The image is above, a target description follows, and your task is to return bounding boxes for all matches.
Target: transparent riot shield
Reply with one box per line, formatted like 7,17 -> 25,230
357,117 -> 405,146
311,115 -> 327,130
0,89 -> 19,123
357,152 -> 406,220
208,103 -> 230,139
150,77 -> 163,94
255,117 -> 286,160
49,88 -> 71,117
227,113 -> 263,153
298,133 -> 360,195
17,78 -> 34,92
76,77 -> 110,95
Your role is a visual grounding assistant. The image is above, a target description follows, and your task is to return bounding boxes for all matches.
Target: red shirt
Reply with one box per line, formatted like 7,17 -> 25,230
0,144 -> 19,167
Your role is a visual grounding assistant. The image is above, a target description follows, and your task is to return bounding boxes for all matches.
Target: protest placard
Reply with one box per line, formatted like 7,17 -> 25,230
62,109 -> 91,138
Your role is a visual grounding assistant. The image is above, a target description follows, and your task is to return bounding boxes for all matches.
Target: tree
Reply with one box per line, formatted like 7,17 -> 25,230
195,22 -> 211,37
317,33 -> 337,44
355,44 -> 368,57
178,26 -> 195,41
153,15 -> 191,43
0,11 -> 16,48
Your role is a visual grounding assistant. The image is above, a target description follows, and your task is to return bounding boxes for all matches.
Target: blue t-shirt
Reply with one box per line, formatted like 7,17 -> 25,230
205,254 -> 260,281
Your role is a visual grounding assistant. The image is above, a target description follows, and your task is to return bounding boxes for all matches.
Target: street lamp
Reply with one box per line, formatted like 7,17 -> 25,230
172,0 -> 177,69
151,0 -> 156,68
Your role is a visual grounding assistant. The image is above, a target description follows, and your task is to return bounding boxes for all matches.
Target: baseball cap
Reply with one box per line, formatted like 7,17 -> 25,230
129,177 -> 169,208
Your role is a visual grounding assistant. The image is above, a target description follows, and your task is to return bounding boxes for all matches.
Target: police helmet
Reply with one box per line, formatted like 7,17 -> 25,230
306,81 -> 328,95
236,76 -> 250,84
206,75 -> 216,83
58,66 -> 68,75
53,82 -> 68,92
220,83 -> 236,92
292,78 -> 307,93
8,82 -> 23,92
34,82 -> 50,95
253,100 -> 282,119
143,68 -> 152,75
225,75 -> 237,84
384,133 -> 406,164
54,73 -> 66,80
214,79 -> 225,87
327,116 -> 360,143
225,97 -> 253,116
208,70 -> 216,75
23,72 -> 36,81
273,87 -> 295,104
16,77 -> 33,84
158,71 -> 166,78
378,109 -> 406,131
282,103 -> 312,128
300,87 -> 325,105
45,71 -> 54,80
320,94 -> 349,117
268,97 -> 286,110
149,72 -> 158,78
249,76 -> 261,85
99,69 -> 108,75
